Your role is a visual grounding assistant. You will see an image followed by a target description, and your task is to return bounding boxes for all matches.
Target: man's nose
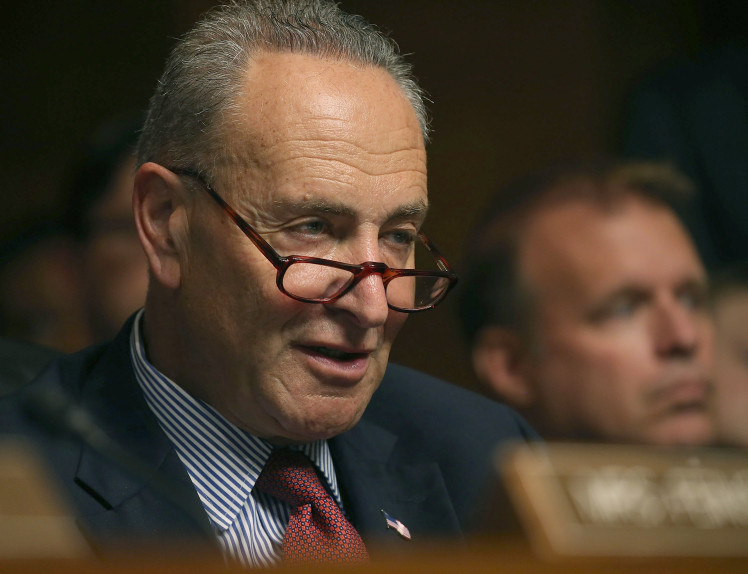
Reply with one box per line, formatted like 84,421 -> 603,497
328,241 -> 391,327
653,299 -> 701,358
330,270 -> 391,327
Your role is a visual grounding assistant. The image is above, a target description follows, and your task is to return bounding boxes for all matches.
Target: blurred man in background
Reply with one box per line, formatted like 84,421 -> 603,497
0,114 -> 148,352
0,220 -> 89,352
459,159 -> 716,445
62,113 -> 148,343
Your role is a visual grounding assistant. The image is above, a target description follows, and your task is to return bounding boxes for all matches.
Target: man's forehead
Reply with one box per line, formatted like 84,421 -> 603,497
210,50 -> 428,215
243,50 -> 403,93
232,51 -> 423,146
521,197 -> 704,299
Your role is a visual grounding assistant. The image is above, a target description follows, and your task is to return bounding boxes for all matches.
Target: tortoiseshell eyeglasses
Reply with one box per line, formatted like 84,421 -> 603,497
168,167 -> 457,313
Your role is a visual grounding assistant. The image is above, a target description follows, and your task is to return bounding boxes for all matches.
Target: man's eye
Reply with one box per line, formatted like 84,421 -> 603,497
608,299 -> 637,317
589,297 -> 640,323
292,220 -> 328,236
678,288 -> 706,310
384,230 -> 416,246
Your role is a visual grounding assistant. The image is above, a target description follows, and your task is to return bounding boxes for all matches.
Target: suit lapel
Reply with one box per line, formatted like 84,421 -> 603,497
71,322 -> 213,544
329,417 -> 461,548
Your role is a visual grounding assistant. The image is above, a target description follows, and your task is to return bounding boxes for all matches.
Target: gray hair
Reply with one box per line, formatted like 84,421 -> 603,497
137,0 -> 430,173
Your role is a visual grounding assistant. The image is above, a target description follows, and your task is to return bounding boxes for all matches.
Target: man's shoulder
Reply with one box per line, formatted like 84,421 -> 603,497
370,362 -> 538,441
357,363 -> 537,530
0,342 -> 107,428
0,321 -> 133,438
377,362 -> 532,421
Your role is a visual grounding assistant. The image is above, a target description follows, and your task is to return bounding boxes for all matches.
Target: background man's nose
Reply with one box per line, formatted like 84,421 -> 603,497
653,300 -> 701,359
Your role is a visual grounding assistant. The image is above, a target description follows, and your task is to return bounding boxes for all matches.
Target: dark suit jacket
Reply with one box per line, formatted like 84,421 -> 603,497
0,319 -> 537,556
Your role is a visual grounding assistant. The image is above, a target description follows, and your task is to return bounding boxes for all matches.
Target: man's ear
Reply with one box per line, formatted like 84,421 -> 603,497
471,326 -> 536,408
133,162 -> 188,291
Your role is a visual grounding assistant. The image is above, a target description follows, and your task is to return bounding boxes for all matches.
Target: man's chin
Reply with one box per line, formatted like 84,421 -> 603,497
269,401 -> 368,445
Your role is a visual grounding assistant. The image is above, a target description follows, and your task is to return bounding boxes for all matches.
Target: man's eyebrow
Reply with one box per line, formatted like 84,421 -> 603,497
599,285 -> 649,302
270,198 -> 430,221
388,200 -> 429,222
272,199 -> 355,217
679,276 -> 709,289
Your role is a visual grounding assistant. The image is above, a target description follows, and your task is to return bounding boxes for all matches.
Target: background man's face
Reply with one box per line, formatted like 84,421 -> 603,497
175,52 -> 427,444
82,155 -> 148,340
519,189 -> 715,445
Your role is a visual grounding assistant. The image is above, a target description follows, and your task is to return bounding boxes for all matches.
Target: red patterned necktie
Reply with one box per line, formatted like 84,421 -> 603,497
254,448 -> 369,564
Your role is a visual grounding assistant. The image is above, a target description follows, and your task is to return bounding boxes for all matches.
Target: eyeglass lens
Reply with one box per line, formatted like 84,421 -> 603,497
282,261 -> 451,310
282,235 -> 451,310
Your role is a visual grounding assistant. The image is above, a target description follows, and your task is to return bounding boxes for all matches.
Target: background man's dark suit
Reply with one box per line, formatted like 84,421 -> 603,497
0,319 -> 536,555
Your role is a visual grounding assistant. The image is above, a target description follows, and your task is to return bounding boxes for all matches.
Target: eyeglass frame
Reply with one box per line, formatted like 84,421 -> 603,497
166,166 -> 458,313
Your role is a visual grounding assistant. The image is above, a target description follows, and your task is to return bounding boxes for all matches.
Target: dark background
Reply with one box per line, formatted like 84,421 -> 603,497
2,0 -> 745,393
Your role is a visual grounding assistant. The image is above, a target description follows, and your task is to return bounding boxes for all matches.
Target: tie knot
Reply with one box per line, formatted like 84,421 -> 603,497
255,449 -> 328,507
253,448 -> 369,563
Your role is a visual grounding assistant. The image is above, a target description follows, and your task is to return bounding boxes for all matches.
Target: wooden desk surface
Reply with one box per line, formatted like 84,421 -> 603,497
2,536 -> 747,573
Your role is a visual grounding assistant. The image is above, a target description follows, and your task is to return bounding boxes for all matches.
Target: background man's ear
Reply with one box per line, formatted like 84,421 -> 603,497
471,326 -> 536,408
132,162 -> 188,291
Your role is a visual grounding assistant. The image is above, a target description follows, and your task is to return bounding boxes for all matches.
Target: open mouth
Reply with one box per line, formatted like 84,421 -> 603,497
308,346 -> 367,362
668,400 -> 709,414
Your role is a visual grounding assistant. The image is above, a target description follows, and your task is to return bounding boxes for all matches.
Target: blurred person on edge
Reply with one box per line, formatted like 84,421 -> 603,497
63,113 -> 148,343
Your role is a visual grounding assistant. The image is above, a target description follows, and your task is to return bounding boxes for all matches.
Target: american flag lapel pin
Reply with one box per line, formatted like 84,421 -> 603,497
381,509 -> 411,540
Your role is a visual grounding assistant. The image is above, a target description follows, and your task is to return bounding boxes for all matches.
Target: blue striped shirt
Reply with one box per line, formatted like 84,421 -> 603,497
128,310 -> 343,567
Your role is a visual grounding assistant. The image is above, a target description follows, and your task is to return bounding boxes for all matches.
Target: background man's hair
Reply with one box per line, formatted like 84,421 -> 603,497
457,157 -> 695,345
137,0 -> 430,175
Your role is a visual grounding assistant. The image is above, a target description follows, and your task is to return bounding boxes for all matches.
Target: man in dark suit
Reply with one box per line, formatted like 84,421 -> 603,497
0,0 -> 535,566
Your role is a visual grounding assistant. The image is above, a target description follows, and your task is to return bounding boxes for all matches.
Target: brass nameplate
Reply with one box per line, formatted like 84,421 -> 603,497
499,442 -> 748,557
0,438 -> 91,558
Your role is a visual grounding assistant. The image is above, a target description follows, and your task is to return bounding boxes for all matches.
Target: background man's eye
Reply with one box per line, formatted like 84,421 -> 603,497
608,300 -> 636,317
678,290 -> 705,310
590,297 -> 639,323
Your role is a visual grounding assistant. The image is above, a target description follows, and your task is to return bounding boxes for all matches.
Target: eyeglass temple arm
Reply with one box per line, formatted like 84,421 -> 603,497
168,166 -> 456,280
417,231 -> 456,275
167,167 -> 285,269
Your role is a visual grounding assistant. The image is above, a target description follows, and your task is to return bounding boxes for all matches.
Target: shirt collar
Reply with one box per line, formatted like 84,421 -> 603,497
128,309 -> 342,530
